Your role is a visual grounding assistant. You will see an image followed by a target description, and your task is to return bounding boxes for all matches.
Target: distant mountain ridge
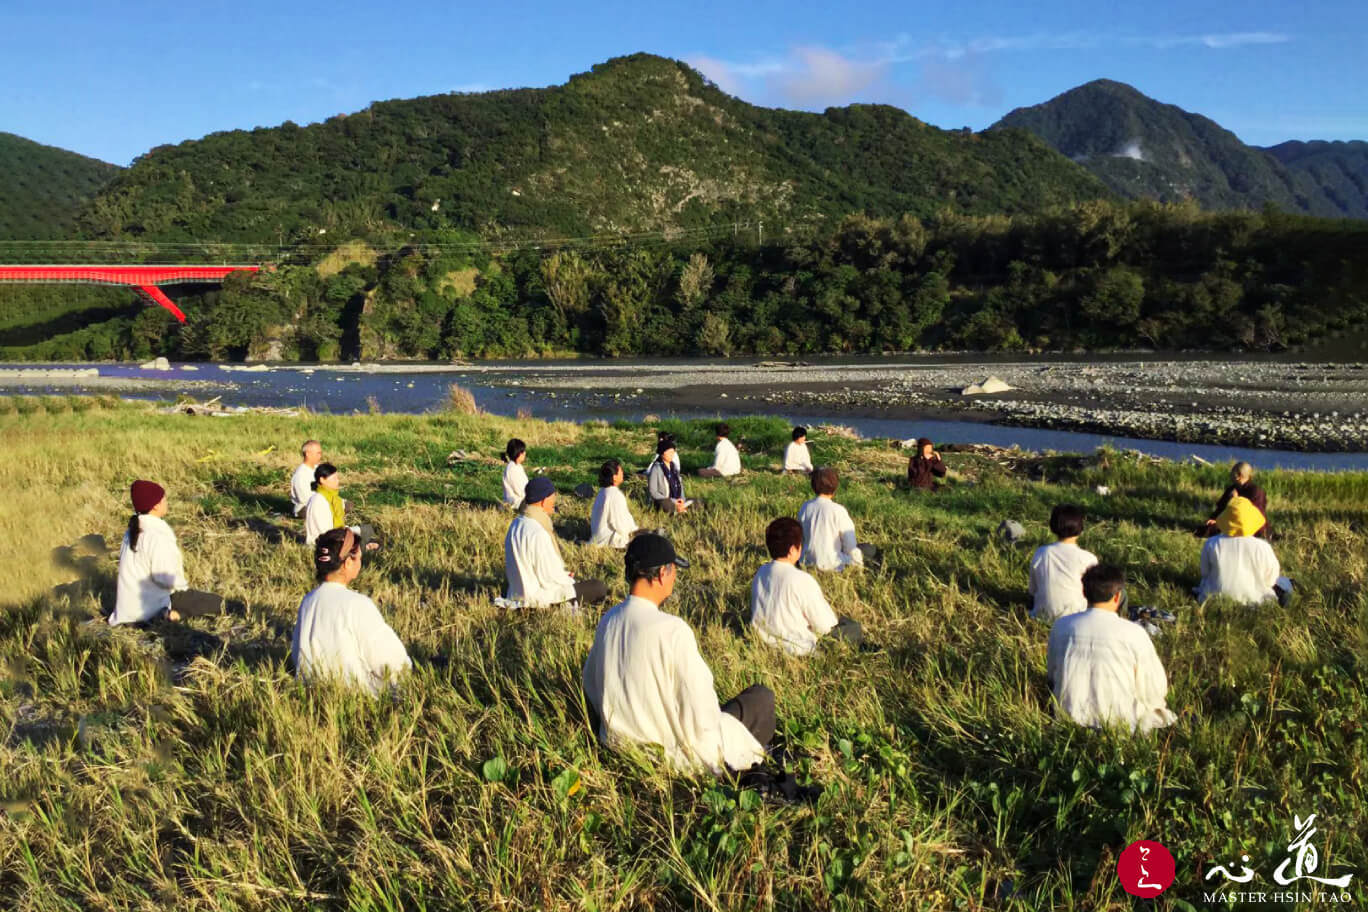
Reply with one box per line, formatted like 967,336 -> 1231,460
0,132 -> 120,240
992,80 -> 1368,219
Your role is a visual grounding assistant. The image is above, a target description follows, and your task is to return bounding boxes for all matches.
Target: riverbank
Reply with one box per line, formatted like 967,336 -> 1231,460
3,406 -> 1366,909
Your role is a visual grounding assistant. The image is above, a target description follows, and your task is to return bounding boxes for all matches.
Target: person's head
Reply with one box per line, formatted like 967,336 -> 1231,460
811,466 -> 839,497
130,480 -> 167,517
765,517 -> 804,563
657,439 -> 677,464
314,527 -> 363,584
792,426 -> 807,444
917,437 -> 934,458
523,476 -> 557,512
312,463 -> 340,491
1049,504 -> 1086,540
505,438 -> 526,465
301,439 -> 322,466
1216,494 -> 1263,537
1081,564 -> 1126,610
1231,461 -> 1254,485
716,422 -> 730,440
624,533 -> 690,603
598,459 -> 623,488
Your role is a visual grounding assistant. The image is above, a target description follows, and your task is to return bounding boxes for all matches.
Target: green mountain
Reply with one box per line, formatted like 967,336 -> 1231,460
1264,140 -> 1368,218
991,80 -> 1353,217
0,132 -> 120,239
79,54 -> 1107,244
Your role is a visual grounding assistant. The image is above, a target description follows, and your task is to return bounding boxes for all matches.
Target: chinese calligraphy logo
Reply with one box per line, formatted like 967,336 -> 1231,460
1118,840 -> 1176,897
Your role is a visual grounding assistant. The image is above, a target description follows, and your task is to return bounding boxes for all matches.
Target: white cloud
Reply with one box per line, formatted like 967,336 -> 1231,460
773,46 -> 885,106
451,82 -> 493,94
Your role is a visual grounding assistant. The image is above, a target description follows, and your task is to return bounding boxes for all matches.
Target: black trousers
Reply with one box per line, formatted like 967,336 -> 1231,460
697,468 -> 723,478
169,589 -> 223,618
856,543 -> 879,563
573,579 -> 609,605
826,616 -> 864,647
720,684 -> 776,749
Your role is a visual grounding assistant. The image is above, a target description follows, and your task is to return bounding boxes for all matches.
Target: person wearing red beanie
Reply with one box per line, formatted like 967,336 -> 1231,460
112,480 -> 223,625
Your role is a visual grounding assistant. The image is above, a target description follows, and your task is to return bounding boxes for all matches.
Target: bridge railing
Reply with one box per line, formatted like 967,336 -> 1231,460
0,241 -> 285,266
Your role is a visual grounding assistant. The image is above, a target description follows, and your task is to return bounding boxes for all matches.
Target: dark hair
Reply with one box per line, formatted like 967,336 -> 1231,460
314,527 -> 357,582
311,462 -> 339,492
792,426 -> 807,441
811,466 -> 839,496
598,459 -> 622,488
127,514 -> 143,552
657,438 -> 676,457
716,423 -> 730,438
625,562 -> 669,585
1050,504 -> 1086,539
1081,564 -> 1126,605
765,517 -> 804,559
504,438 -> 526,463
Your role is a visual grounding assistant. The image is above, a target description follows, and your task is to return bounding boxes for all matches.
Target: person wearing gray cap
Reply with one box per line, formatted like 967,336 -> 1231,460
581,533 -> 774,775
504,476 -> 608,609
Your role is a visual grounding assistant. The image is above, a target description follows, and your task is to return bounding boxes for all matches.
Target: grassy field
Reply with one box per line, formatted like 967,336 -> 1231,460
1,397 -> 1365,911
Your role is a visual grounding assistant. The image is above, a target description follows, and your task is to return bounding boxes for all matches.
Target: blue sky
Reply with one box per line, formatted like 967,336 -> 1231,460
2,0 -> 1364,165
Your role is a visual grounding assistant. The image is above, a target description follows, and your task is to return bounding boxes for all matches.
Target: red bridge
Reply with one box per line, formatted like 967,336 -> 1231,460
0,264 -> 261,322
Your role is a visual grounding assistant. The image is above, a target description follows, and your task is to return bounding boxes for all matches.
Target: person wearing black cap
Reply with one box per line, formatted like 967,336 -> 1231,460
581,533 -> 774,775
292,527 -> 411,696
647,439 -> 690,514
906,437 -> 946,491
504,476 -> 609,608
111,480 -> 223,626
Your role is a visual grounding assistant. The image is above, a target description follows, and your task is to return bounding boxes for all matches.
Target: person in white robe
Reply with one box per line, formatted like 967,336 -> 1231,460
112,480 -> 222,625
698,423 -> 742,477
290,439 -> 323,517
292,527 -> 410,696
582,533 -> 772,774
502,438 -> 529,508
783,426 -> 813,474
751,518 -> 863,655
1196,494 -> 1289,606
1029,504 -> 1100,623
505,476 -> 608,607
1047,564 -> 1176,734
798,467 -> 878,572
590,459 -> 638,549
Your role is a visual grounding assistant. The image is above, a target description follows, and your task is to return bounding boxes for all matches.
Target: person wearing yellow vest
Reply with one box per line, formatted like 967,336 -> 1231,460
1196,495 -> 1291,606
303,463 -> 378,551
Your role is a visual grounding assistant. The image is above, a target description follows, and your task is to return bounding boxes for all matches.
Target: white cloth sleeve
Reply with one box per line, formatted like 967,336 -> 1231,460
839,517 -> 862,567
147,531 -> 188,592
802,577 -> 839,638
670,627 -> 730,775
539,528 -> 578,603
1133,637 -> 1177,731
356,601 -> 412,687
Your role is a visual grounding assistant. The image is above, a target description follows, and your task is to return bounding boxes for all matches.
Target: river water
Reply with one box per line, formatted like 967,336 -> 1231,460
11,358 -> 1368,472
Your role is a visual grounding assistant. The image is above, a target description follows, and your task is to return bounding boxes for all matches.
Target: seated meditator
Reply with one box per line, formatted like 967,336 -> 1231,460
648,431 -> 682,475
502,438 -> 529,509
697,423 -> 742,478
505,476 -> 609,608
1047,564 -> 1177,734
304,463 -> 378,550
751,518 -> 863,655
647,439 -> 690,514
1196,495 -> 1290,606
783,426 -> 813,474
798,467 -> 878,572
111,480 -> 224,625
906,437 -> 947,491
291,527 -> 411,696
582,533 -> 774,774
590,459 -> 639,549
1203,461 -> 1268,538
290,439 -> 323,517
1029,504 -> 1100,623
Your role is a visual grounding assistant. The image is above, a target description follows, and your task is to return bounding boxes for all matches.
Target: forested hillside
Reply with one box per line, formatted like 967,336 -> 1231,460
0,133 -> 120,239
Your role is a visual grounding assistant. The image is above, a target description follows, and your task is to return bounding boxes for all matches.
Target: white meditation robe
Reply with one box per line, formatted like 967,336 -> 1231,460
112,514 -> 188,625
750,560 -> 838,656
798,496 -> 863,572
291,581 -> 411,696
1046,608 -> 1177,734
290,462 -> 315,516
502,461 -> 528,508
590,486 -> 638,549
504,514 -> 577,606
1028,541 -> 1099,622
1197,535 -> 1281,606
711,438 -> 742,476
783,441 -> 813,472
582,595 -> 767,774
303,492 -> 359,546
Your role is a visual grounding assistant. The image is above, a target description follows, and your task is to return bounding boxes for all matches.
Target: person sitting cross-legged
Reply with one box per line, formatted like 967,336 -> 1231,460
698,423 -> 742,478
590,459 -> 639,549
304,463 -> 378,550
1202,461 -> 1269,539
501,438 -> 529,509
582,533 -> 774,775
292,527 -> 411,696
647,439 -> 690,514
290,439 -> 323,517
751,518 -> 863,655
1029,504 -> 1100,623
783,426 -> 813,474
906,437 -> 947,492
1196,494 -> 1290,606
505,476 -> 609,608
111,480 -> 224,626
798,467 -> 878,572
1047,564 -> 1177,734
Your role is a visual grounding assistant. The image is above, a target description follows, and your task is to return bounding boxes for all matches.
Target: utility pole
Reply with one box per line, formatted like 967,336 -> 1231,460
758,221 -> 763,246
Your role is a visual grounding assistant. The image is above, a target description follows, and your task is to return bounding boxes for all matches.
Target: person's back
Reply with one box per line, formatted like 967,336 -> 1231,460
590,485 -> 636,548
750,560 -> 837,655
1198,535 -> 1280,605
290,462 -> 315,516
505,512 -> 575,606
1029,506 -> 1097,623
114,514 -> 186,625
798,496 -> 860,571
783,440 -> 812,473
502,460 -> 528,508
292,582 -> 411,695
713,437 -> 741,476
